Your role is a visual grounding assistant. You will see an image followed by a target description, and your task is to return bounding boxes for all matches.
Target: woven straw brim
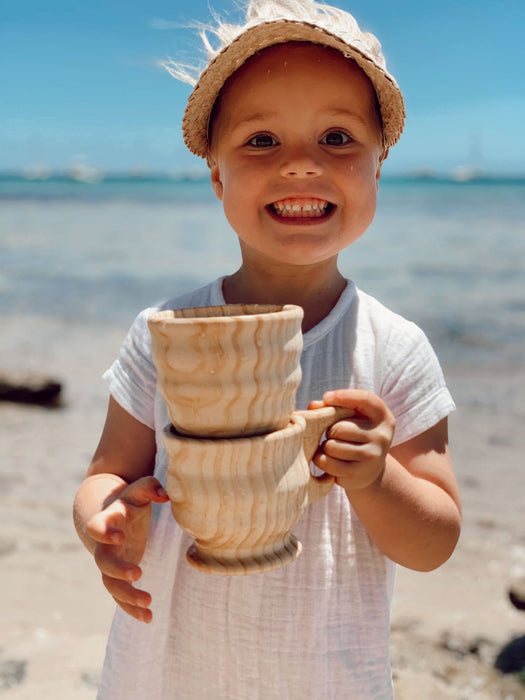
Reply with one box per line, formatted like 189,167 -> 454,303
182,20 -> 406,158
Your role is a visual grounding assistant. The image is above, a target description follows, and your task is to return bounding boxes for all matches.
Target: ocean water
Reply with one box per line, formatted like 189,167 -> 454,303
1,175 -> 524,368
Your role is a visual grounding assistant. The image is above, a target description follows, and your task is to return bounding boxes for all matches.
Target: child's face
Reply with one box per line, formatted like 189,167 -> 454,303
208,42 -> 383,270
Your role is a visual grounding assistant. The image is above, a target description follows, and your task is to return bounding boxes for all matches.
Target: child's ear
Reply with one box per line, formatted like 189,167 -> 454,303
208,154 -> 224,201
375,159 -> 382,192
377,146 -> 388,190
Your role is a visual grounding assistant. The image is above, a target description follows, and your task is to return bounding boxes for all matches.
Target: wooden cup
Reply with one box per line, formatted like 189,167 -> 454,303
148,304 -> 304,438
163,405 -> 354,575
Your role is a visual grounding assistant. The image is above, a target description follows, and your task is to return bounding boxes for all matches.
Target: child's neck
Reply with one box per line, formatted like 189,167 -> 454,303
222,266 -> 347,333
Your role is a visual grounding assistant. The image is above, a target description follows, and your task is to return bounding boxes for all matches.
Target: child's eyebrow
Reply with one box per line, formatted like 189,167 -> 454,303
229,112 -> 279,130
324,108 -> 370,126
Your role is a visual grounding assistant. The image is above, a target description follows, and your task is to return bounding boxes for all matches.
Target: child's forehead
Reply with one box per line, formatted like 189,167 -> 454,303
233,42 -> 358,81
217,42 -> 377,112
219,42 -> 373,104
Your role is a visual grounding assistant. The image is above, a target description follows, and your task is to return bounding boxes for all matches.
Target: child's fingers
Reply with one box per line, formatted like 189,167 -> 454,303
86,478 -> 168,545
114,598 -> 153,624
307,399 -> 325,410
94,543 -> 142,582
322,438 -> 363,463
321,428 -> 390,465
325,418 -> 369,444
86,510 -> 124,545
120,476 -> 169,507
313,445 -> 359,478
322,389 -> 394,426
102,573 -> 151,610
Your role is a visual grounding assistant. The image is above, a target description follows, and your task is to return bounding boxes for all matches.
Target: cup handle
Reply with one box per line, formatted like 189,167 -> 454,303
293,406 -> 355,504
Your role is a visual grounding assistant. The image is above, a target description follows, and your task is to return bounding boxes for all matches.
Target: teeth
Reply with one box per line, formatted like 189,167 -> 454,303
271,198 -> 331,218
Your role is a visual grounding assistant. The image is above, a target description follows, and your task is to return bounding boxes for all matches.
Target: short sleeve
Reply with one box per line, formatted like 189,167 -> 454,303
103,309 -> 157,429
380,322 -> 455,447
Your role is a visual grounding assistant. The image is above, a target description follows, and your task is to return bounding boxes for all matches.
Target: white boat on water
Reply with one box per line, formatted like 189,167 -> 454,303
450,165 -> 483,183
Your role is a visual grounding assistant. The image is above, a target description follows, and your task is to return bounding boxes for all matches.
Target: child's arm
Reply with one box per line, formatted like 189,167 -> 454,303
73,396 -> 169,623
311,389 -> 461,571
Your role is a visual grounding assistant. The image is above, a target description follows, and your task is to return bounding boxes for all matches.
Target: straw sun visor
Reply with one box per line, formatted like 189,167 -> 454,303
182,20 -> 405,158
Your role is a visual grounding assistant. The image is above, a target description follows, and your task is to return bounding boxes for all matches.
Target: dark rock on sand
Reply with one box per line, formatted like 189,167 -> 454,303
0,372 -> 62,406
494,635 -> 525,674
81,669 -> 102,689
439,631 -> 497,665
509,578 -> 525,612
0,653 -> 26,690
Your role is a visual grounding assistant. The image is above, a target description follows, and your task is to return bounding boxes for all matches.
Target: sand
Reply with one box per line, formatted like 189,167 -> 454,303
1,314 -> 524,698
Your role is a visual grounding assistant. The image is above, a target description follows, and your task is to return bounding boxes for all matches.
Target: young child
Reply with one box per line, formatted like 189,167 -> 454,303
73,1 -> 461,697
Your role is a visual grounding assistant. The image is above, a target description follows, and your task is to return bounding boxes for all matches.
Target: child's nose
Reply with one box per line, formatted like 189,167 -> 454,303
279,146 -> 323,179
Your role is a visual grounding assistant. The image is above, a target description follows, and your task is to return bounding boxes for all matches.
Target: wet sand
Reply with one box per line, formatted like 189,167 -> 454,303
1,314 -> 524,698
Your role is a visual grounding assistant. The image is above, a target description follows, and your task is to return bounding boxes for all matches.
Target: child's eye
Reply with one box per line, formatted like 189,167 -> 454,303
320,131 -> 353,147
247,133 -> 278,148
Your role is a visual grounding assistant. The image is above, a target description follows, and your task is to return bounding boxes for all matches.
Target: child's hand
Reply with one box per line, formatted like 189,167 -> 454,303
309,389 -> 395,492
86,476 -> 169,623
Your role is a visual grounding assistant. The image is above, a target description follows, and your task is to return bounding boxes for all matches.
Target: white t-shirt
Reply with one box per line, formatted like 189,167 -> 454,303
98,278 -> 454,700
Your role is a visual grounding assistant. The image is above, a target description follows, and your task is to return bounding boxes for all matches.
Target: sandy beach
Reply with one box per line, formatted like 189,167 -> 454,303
1,313 -> 524,698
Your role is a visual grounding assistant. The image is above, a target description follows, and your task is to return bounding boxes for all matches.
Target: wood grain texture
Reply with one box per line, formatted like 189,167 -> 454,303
149,304 -> 303,438
163,406 -> 354,575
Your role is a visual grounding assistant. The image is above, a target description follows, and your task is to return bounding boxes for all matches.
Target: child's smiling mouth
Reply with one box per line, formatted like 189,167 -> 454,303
268,197 -> 335,220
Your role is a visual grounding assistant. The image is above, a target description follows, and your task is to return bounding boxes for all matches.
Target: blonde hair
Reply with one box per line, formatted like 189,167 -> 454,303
164,0 -> 385,87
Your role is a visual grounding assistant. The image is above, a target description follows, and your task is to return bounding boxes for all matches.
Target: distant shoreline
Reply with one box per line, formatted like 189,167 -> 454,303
1,170 -> 524,206
1,169 -> 525,187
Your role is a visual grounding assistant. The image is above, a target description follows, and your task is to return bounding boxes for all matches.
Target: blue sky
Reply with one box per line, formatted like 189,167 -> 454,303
2,0 -> 524,175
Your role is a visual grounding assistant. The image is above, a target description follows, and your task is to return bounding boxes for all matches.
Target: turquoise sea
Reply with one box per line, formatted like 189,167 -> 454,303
1,173 -> 524,369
